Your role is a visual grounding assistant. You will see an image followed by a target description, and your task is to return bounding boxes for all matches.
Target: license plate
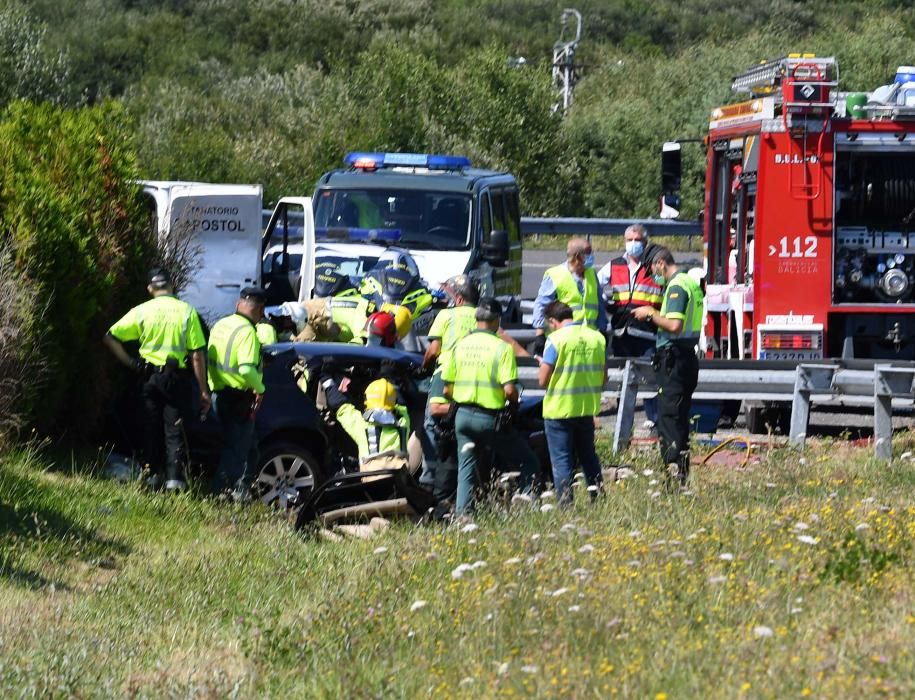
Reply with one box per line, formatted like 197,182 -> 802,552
758,350 -> 822,361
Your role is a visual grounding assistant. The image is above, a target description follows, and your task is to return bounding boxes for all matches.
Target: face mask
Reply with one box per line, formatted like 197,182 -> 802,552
625,240 -> 645,259
583,253 -> 594,269
653,273 -> 666,286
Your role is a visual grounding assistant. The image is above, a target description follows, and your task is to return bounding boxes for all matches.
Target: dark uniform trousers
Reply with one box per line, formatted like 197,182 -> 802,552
654,343 -> 699,476
141,361 -> 191,482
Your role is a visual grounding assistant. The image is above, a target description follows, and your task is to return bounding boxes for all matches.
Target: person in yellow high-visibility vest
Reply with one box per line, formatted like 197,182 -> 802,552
531,238 -> 607,357
207,287 -> 267,499
631,247 -> 705,489
537,300 -> 608,503
441,298 -> 539,515
104,268 -> 210,492
417,275 -> 480,491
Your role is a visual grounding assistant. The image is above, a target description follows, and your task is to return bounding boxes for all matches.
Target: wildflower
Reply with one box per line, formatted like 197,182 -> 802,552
452,564 -> 473,579
505,557 -> 522,565
571,568 -> 590,579
541,490 -> 556,501
753,626 -> 774,638
642,469 -> 654,476
471,560 -> 487,570
629,530 -> 642,538
373,546 -> 388,554
794,522 -> 809,531
540,503 -> 555,513
650,491 -> 661,499
708,575 -> 727,584
568,604 -> 581,612
560,522 -> 576,533
459,677 -> 475,687
410,600 -> 427,612
719,553 -> 734,561
551,587 -> 570,597
496,662 -> 510,676
855,523 -> 870,532
521,665 -> 539,674
511,493 -> 533,505
797,535 -> 818,545
460,523 -> 478,534
656,693 -> 668,700
578,544 -> 594,554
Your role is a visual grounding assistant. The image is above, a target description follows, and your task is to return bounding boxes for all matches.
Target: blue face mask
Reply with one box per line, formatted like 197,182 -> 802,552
583,253 -> 594,269
625,240 -> 645,259
653,272 -> 666,286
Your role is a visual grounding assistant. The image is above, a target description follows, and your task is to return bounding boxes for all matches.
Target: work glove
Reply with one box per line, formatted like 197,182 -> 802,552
530,333 -> 546,357
321,376 -> 348,413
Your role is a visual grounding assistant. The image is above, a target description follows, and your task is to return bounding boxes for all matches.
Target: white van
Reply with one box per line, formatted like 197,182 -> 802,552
141,181 -> 263,321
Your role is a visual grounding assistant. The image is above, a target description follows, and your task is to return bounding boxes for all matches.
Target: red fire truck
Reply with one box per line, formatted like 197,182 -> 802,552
663,55 -> 915,367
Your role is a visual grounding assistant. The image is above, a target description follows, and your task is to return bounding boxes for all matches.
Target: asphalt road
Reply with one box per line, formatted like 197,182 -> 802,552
521,249 -> 701,298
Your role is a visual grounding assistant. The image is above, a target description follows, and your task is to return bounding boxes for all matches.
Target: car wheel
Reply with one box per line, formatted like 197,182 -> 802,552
255,442 -> 321,509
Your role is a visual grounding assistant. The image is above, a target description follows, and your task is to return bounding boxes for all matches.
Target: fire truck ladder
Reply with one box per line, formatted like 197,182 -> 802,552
781,61 -> 838,200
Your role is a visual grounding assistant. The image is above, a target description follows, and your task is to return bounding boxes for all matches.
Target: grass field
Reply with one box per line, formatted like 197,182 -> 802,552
523,234 -> 700,254
2,436 -> 915,698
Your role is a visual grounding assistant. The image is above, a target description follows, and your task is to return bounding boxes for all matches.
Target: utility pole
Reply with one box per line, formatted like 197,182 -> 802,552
552,8 -> 582,113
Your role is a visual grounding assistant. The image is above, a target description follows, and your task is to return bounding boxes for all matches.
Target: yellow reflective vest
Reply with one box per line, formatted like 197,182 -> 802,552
542,323 -> 607,420
546,264 -> 600,328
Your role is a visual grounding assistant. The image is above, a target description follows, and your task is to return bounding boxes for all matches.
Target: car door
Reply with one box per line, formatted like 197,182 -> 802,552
260,197 -> 315,305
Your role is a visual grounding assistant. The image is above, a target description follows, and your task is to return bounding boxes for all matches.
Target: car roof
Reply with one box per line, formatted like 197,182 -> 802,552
317,168 -> 517,194
266,341 -> 422,366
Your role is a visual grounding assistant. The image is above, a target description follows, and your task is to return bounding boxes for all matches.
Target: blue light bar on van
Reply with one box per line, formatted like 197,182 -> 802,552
315,227 -> 402,244
344,152 -> 471,170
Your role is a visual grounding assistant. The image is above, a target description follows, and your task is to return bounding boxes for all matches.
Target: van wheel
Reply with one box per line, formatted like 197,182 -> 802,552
255,442 -> 321,509
745,403 -> 790,435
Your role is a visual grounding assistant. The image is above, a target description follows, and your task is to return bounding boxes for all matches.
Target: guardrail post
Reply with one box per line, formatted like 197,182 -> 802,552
789,365 -> 812,448
612,360 -> 639,453
873,365 -> 894,461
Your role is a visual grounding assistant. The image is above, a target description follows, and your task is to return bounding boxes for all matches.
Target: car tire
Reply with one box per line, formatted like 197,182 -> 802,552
254,441 -> 322,509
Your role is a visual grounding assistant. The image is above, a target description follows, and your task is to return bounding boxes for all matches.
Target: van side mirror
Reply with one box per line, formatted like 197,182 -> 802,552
660,141 -> 682,219
482,230 -> 510,267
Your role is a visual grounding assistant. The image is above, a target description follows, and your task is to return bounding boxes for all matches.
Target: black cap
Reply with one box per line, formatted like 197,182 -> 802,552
148,267 -> 172,288
240,286 -> 267,304
475,297 -> 503,322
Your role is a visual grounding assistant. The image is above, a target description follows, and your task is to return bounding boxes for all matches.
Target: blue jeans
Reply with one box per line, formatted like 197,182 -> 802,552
213,390 -> 257,492
544,417 -> 602,503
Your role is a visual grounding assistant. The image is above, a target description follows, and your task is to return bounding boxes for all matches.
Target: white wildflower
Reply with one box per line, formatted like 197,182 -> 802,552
568,605 -> 581,612
794,521 -> 809,531
460,523 -> 478,533
410,600 -> 427,612
471,560 -> 487,570
708,575 -> 727,584
451,564 -> 473,579
855,523 -> 870,532
496,662 -> 510,676
540,503 -> 555,513
521,665 -> 539,674
642,469 -> 654,476
551,587 -> 570,597
373,546 -> 388,554
797,535 -> 818,545
753,626 -> 774,638
719,553 -> 734,561
504,557 -> 522,565
578,544 -> 594,554
540,490 -> 556,501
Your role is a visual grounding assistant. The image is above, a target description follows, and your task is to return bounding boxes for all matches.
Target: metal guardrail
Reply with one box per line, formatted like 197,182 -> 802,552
514,357 -> 915,461
521,217 -> 702,237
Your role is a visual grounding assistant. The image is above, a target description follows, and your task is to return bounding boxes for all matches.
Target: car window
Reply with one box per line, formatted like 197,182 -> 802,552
480,190 -> 492,242
490,189 -> 507,233
504,189 -> 521,244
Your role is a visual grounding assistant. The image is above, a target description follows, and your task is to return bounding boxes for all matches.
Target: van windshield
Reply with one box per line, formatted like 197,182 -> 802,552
314,189 -> 472,251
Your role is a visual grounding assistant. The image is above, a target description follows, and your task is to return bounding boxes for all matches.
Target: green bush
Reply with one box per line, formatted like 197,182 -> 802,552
0,100 -> 154,438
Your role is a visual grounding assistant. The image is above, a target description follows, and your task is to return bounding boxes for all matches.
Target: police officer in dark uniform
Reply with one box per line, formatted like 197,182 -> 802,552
631,247 -> 704,489
104,268 -> 210,491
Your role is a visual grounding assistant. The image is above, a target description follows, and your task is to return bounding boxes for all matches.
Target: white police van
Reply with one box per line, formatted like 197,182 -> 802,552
260,152 -> 523,317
